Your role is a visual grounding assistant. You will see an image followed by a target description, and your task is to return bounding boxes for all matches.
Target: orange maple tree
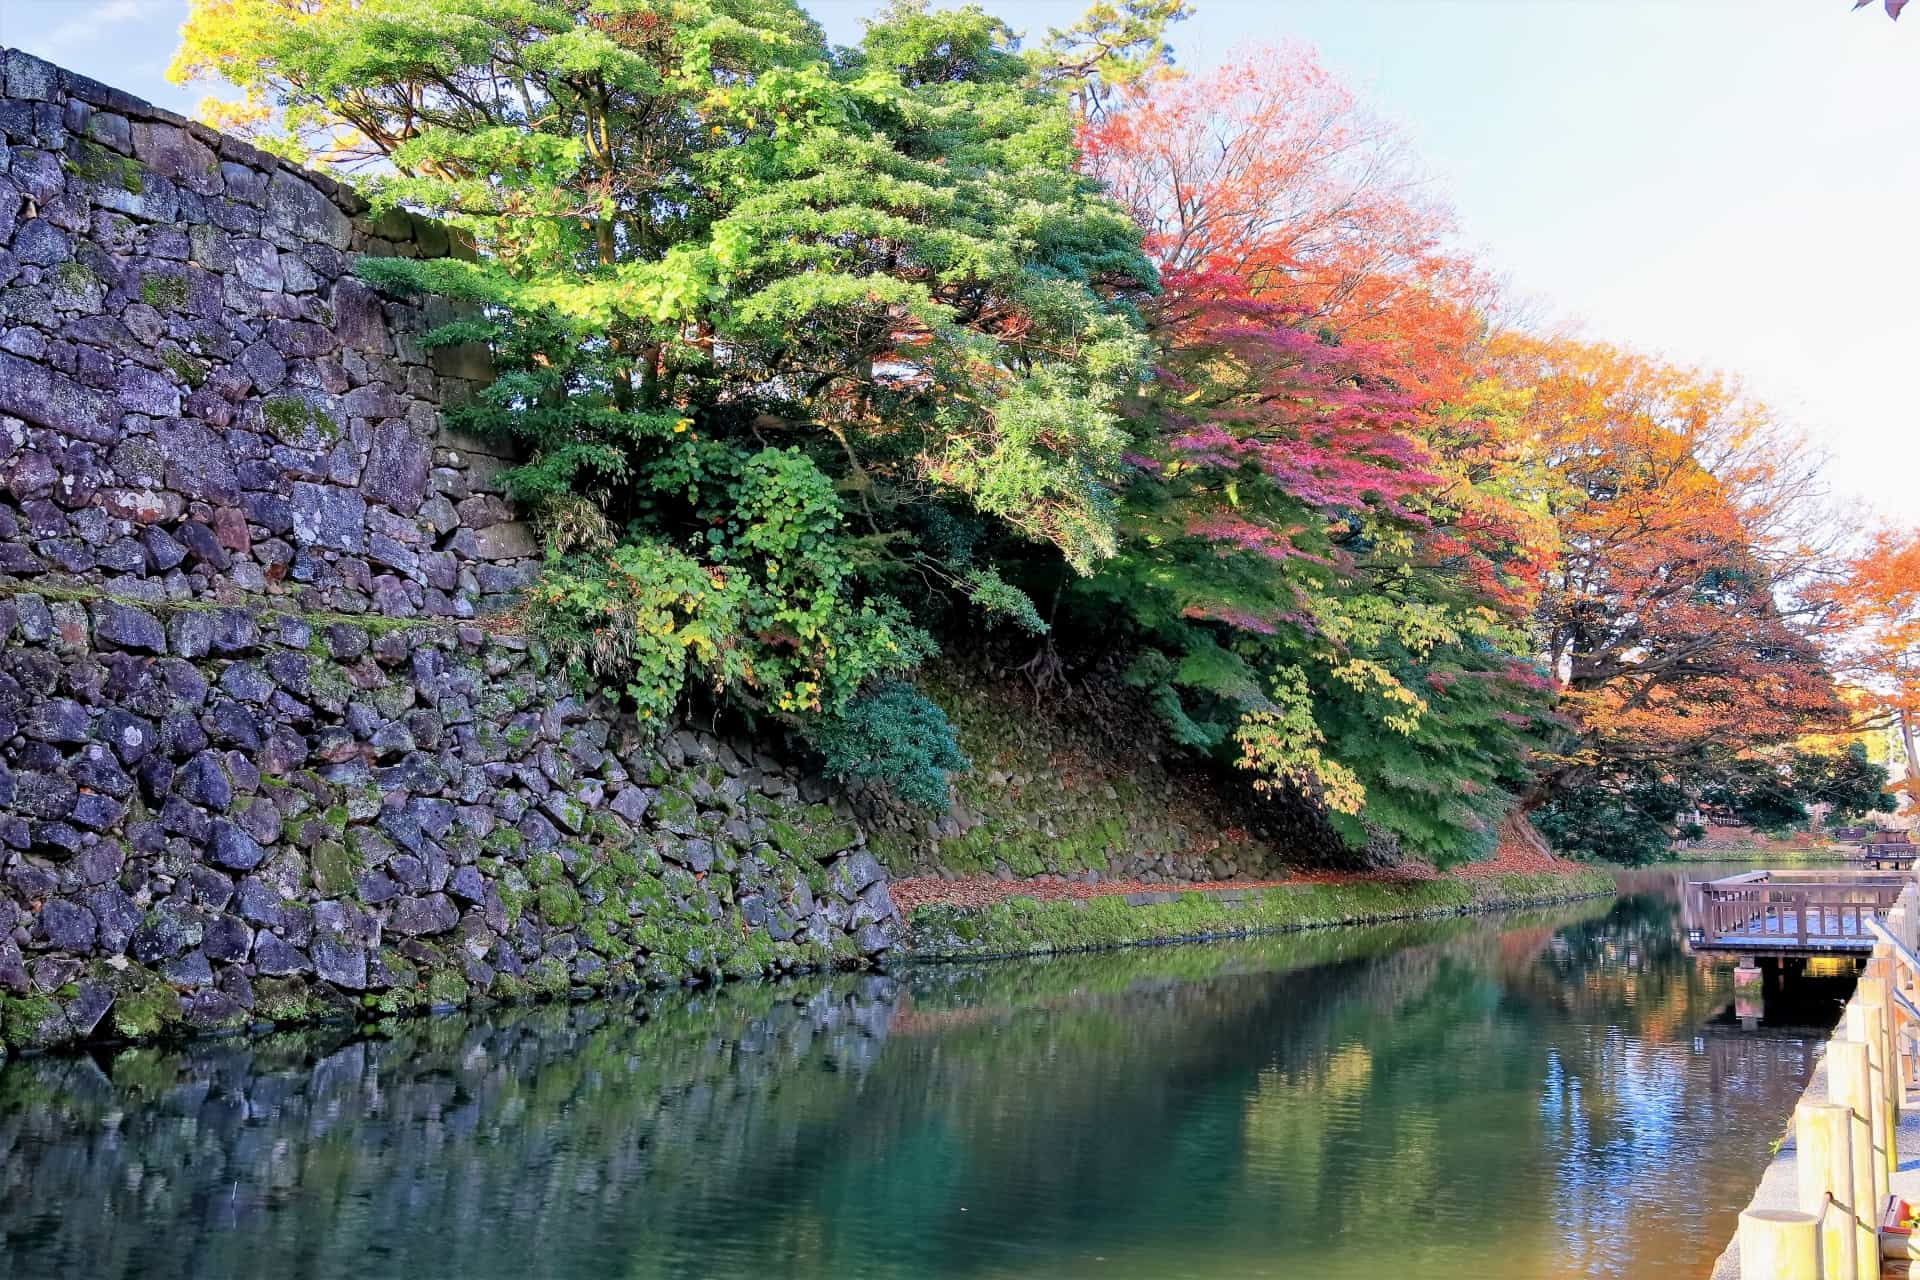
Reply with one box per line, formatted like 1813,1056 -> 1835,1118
1076,28 -> 1860,856
1826,526 -> 1920,798
1060,43 -> 1566,863
1491,335 -> 1844,802
1081,43 -> 1551,610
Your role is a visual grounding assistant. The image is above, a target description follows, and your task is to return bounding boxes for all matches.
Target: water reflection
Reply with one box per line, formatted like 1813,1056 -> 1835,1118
0,887 -> 1833,1279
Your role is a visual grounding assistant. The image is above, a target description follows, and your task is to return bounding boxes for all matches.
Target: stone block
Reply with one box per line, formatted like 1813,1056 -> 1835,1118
291,481 -> 367,552
267,168 -> 352,250
130,120 -> 222,196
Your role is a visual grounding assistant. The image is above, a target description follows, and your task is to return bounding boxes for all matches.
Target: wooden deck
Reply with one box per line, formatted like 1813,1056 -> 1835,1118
1832,828 -> 1918,871
1685,869 -> 1912,957
1848,850 -> 1920,871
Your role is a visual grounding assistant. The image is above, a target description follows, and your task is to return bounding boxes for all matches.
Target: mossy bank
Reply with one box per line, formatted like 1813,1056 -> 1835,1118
904,870 -> 1618,960
857,664 -> 1352,886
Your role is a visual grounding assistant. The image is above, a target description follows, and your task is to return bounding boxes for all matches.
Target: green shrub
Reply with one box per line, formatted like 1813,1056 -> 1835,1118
811,682 -> 968,810
531,448 -> 934,727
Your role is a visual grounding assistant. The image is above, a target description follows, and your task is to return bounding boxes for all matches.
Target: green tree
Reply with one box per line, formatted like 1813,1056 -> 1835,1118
1795,742 -> 1899,824
1704,743 -> 1896,834
172,0 -> 1555,861
1539,742 -> 1895,864
1533,764 -> 1695,865
177,0 -> 1154,806
1040,0 -> 1194,119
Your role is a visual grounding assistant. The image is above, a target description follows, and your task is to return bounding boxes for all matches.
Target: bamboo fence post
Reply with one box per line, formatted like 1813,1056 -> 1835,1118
1869,960 -> 1898,1105
1796,1100 -> 1859,1280
1737,1208 -> 1821,1280
1830,1034 -> 1888,1253
1881,921 -> 1912,1105
1886,946 -> 1918,1105
1881,991 -> 1902,1157
1848,981 -> 1897,1155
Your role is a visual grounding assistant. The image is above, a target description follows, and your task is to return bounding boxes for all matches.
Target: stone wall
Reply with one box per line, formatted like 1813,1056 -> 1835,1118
0,50 -> 900,1054
0,47 -> 536,620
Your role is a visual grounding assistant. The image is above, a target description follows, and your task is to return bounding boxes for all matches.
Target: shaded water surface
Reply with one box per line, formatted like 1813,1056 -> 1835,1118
0,882 -> 1842,1279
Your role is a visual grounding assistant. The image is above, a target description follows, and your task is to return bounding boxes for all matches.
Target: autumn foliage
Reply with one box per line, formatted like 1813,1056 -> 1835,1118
1492,338 -> 1843,782
171,0 -> 1901,867
1075,37 -> 1873,862
1081,47 -> 1483,395
1059,46 -> 1564,863
1824,528 -> 1920,798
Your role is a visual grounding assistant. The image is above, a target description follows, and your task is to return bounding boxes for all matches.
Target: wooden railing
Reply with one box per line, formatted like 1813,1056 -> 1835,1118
1684,872 -> 1909,953
1845,847 -> 1918,871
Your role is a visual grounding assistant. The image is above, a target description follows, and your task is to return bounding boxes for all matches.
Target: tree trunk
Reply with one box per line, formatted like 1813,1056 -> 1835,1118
1516,759 -> 1583,815
1901,710 -> 1920,816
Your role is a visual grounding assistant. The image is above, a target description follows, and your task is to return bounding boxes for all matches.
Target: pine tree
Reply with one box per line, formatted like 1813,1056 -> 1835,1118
176,0 -> 1155,805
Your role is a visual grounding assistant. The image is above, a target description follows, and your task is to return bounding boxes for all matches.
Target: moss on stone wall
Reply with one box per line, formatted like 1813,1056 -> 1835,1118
138,272 -> 188,310
160,349 -> 208,388
0,993 -> 58,1050
0,584 -> 902,1054
261,395 -> 339,442
64,138 -> 144,194
904,869 -> 1618,960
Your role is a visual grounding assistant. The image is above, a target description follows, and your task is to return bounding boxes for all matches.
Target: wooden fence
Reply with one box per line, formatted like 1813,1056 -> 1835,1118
1687,872 -> 1910,955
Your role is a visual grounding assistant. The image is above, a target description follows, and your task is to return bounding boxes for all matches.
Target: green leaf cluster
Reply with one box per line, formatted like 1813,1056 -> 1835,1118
222,0 -> 1156,805
1083,489 -> 1556,866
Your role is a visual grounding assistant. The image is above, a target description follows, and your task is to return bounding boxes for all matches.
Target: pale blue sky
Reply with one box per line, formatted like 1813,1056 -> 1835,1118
3,0 -> 1915,516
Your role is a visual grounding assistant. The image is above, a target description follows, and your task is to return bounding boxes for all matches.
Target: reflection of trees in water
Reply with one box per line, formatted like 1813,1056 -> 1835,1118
1501,893 -> 1714,1028
0,894 -> 1823,1280
835,894 -> 1820,1276
847,931 -> 1516,1264
1506,896 -> 1824,1270
0,979 -> 909,1280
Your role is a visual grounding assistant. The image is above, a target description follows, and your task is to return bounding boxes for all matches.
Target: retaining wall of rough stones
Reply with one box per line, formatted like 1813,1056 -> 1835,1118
0,46 -> 535,619
0,50 -> 900,1055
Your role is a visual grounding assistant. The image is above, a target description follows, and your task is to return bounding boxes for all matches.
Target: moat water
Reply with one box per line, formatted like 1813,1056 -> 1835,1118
0,869 -> 1846,1278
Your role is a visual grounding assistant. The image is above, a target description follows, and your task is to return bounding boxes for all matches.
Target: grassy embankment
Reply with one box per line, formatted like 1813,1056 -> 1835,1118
905,869 -> 1618,960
